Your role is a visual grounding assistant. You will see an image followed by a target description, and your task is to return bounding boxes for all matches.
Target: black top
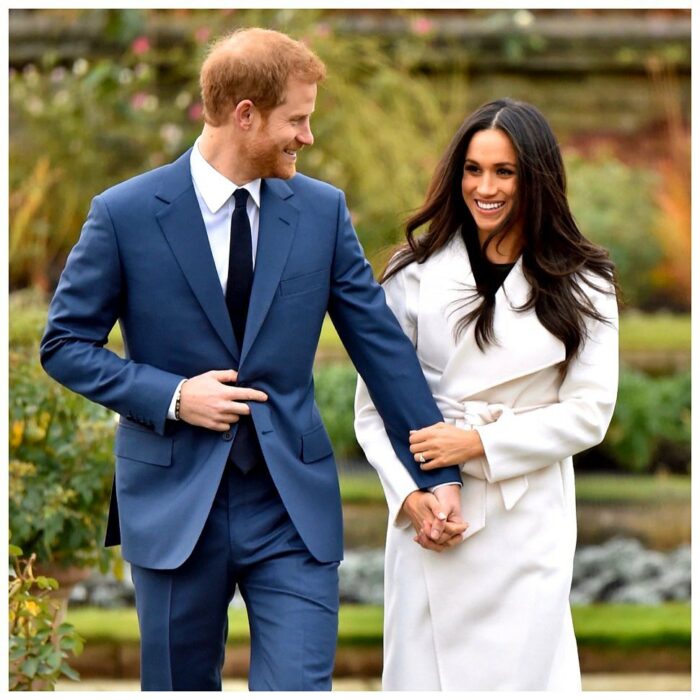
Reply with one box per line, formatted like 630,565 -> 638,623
461,227 -> 515,297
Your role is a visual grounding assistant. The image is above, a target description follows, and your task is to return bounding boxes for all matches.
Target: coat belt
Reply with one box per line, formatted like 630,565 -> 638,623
433,395 -> 542,539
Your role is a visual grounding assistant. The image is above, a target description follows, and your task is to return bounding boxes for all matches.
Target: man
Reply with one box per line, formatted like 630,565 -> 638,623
40,28 -> 465,691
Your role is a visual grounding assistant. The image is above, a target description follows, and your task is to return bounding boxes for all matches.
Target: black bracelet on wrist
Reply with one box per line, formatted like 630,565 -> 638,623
174,380 -> 186,421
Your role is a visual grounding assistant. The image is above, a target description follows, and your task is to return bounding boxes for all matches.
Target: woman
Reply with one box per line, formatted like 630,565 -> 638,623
354,98 -> 619,690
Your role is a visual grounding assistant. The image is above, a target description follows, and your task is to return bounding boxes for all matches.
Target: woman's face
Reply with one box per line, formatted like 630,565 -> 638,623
462,128 -> 521,242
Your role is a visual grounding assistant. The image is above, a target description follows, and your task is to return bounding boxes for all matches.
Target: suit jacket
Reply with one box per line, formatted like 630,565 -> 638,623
40,148 -> 461,569
354,233 -> 618,689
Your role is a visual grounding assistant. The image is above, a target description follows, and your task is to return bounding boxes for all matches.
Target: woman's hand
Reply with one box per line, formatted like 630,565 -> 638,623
400,488 -> 467,552
410,422 -> 484,470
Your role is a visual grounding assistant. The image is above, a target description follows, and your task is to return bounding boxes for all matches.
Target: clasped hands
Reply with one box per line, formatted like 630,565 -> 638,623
400,421 -> 484,552
401,485 -> 467,552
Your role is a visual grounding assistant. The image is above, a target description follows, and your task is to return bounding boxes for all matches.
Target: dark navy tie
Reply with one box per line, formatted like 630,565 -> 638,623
226,188 -> 253,346
226,188 -> 261,474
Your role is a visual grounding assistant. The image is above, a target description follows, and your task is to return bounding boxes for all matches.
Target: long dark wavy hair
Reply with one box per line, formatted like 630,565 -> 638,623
383,98 -> 619,374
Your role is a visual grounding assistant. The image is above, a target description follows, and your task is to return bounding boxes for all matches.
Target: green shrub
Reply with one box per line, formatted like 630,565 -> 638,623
567,152 -> 663,308
601,368 -> 690,474
9,540 -> 84,690
313,362 -> 360,458
9,347 -> 117,571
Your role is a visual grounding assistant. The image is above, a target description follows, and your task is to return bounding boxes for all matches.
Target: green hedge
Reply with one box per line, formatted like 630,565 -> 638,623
65,603 -> 691,650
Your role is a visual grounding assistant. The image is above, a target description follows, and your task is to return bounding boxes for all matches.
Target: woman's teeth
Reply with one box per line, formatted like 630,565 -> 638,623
476,200 -> 504,211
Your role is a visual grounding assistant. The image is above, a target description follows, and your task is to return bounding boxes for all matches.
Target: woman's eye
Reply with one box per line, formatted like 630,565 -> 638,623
464,164 -> 479,173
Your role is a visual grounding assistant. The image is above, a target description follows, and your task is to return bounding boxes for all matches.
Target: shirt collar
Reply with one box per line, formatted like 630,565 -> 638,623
190,137 -> 261,213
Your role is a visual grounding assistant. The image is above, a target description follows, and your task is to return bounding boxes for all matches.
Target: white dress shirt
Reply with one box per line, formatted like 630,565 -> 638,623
167,139 -> 262,418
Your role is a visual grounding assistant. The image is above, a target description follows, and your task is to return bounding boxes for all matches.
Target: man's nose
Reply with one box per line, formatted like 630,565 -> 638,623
297,123 -> 314,146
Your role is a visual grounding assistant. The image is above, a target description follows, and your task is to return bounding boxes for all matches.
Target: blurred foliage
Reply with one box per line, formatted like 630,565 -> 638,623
315,360 -> 690,475
9,8 -> 689,310
313,363 -> 359,458
566,152 -> 662,308
9,8 -> 464,291
602,369 -> 690,474
647,59 -> 691,309
9,345 -> 117,572
9,539 -> 84,690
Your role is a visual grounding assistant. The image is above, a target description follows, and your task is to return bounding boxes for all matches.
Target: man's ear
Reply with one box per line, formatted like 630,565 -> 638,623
233,99 -> 255,130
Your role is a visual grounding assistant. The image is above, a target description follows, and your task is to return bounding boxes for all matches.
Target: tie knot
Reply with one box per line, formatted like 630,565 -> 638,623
233,188 -> 249,208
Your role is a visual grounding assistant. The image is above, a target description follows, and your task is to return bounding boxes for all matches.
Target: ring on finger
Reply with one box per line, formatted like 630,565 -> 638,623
417,452 -> 426,463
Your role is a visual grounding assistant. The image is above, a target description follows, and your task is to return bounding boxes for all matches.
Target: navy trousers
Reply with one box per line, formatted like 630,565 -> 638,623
130,462 -> 340,691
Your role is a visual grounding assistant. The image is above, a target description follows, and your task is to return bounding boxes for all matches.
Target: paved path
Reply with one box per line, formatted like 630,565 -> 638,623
57,674 -> 691,691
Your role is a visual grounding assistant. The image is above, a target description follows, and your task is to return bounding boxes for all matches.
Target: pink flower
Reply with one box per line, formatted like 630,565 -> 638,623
410,17 -> 434,36
188,102 -> 203,121
131,92 -> 148,110
195,27 -> 211,44
131,36 -> 151,55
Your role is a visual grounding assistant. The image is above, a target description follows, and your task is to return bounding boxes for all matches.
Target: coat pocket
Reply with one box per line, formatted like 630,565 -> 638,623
279,269 -> 327,297
114,424 -> 173,467
300,423 -> 334,463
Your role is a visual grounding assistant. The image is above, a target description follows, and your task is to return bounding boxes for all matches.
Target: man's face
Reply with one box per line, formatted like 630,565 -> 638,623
244,78 -> 317,180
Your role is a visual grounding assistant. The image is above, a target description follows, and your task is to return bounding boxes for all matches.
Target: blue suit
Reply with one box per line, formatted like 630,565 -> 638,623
40,148 -> 461,689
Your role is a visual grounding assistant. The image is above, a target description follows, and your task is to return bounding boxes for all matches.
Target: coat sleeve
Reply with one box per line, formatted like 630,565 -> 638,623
327,190 -> 461,498
475,281 -> 619,482
353,264 -> 425,528
40,195 -> 185,435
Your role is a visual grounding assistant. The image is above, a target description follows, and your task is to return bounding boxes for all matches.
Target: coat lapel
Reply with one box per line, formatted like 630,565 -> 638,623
239,178 -> 299,365
427,236 -> 565,398
154,149 -> 239,361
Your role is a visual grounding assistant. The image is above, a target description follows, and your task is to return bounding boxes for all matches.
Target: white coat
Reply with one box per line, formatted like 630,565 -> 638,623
354,233 -> 618,690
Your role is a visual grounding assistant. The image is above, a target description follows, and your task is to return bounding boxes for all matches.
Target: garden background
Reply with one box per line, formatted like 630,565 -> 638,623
8,7 -> 691,692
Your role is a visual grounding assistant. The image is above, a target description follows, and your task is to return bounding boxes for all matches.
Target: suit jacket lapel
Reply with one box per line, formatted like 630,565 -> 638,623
240,178 -> 299,365
154,149 -> 239,361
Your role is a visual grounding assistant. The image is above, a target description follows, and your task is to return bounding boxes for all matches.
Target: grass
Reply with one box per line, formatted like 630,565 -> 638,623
575,473 -> 690,504
619,311 -> 691,353
571,603 -> 691,648
66,603 -> 690,650
339,472 -> 690,505
339,472 -> 385,503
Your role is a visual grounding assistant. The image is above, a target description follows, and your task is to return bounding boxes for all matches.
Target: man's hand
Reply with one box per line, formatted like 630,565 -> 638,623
178,369 -> 268,431
400,488 -> 467,552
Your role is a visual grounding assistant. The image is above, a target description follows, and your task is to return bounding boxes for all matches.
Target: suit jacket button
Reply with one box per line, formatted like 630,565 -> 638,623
223,431 -> 232,441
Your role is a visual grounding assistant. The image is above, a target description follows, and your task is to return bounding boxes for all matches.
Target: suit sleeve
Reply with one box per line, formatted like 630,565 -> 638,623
475,282 -> 619,482
40,195 -> 185,435
354,267 -> 424,527
327,190 -> 461,496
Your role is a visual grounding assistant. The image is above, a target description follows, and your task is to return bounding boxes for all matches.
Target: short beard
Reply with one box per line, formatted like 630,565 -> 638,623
244,135 -> 296,180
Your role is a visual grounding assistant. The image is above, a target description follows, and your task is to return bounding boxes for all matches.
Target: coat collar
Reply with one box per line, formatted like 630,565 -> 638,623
421,235 -> 565,398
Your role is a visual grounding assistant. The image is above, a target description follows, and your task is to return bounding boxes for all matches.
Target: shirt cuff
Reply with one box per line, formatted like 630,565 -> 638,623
167,379 -> 187,420
429,481 -> 462,493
